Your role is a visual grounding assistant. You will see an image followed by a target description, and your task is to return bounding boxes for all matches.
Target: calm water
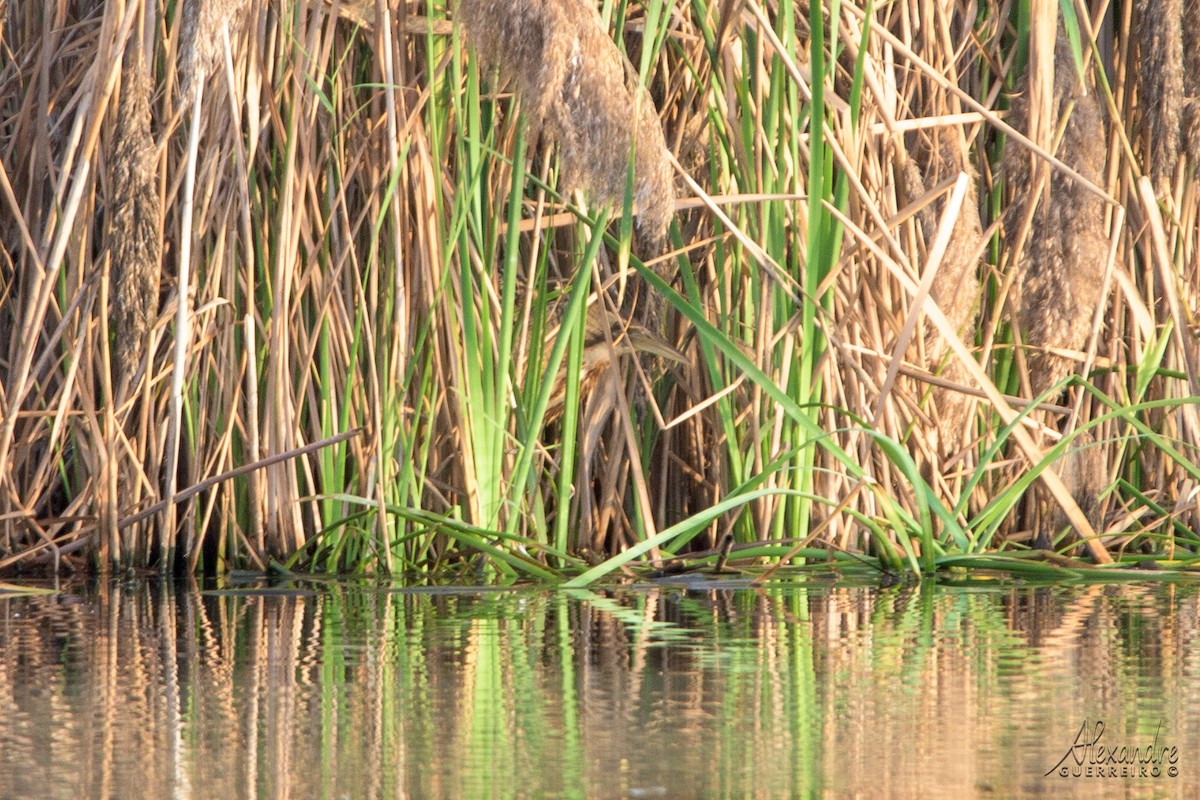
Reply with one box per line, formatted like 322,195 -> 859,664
1,578 -> 1197,799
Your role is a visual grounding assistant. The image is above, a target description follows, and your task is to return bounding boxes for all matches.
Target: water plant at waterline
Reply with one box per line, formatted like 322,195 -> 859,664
0,0 -> 1198,582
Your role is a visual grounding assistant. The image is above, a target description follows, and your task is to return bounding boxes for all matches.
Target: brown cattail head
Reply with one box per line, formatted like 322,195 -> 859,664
457,0 -> 675,246
1182,0 -> 1200,166
1005,28 -> 1113,545
178,0 -> 254,100
1134,0 -> 1183,187
109,44 -> 162,379
1005,30 -> 1109,397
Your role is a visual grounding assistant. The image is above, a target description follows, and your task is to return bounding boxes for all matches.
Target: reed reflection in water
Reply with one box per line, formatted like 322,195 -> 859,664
0,581 -> 1197,799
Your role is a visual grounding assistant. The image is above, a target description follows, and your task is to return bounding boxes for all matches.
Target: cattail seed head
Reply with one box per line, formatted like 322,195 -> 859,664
1134,0 -> 1183,186
1006,31 -> 1109,396
178,0 -> 254,100
457,0 -> 675,246
109,46 -> 161,378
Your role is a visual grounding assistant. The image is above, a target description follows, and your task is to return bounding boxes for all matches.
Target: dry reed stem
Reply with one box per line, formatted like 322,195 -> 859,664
1134,0 -> 1183,187
108,44 -> 161,380
456,0 -> 675,245
1028,0 -> 1059,196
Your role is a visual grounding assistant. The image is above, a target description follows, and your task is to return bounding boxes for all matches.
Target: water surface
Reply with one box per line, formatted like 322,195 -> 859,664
1,578 -> 1196,798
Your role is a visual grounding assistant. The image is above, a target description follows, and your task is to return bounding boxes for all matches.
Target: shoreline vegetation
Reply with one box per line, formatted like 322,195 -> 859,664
0,0 -> 1198,583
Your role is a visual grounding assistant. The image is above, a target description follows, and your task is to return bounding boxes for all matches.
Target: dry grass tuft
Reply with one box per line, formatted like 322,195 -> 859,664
457,0 -> 675,245
108,45 -> 161,379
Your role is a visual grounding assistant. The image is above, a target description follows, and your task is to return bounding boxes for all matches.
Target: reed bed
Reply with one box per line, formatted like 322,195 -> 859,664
0,0 -> 1198,580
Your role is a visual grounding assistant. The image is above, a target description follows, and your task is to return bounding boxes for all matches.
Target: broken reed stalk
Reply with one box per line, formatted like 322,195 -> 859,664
456,0 -> 675,245
163,77 -> 203,567
108,43 -> 161,381
1005,27 -> 1110,541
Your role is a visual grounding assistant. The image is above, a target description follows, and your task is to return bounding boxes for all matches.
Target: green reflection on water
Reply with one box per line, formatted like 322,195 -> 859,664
0,581 -> 1197,798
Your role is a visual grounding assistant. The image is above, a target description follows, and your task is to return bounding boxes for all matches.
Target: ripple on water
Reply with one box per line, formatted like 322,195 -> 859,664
0,580 -> 1196,798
